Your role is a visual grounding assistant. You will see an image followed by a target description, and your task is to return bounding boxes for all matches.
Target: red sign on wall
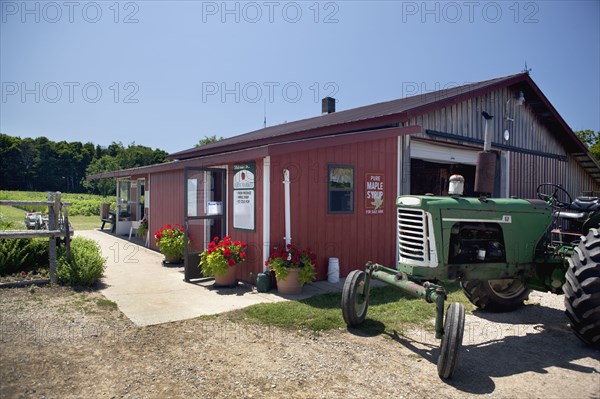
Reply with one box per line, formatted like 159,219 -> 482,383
366,173 -> 384,215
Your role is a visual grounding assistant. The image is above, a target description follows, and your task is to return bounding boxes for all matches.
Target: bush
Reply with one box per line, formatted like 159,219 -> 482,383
57,237 -> 106,286
0,238 -> 49,275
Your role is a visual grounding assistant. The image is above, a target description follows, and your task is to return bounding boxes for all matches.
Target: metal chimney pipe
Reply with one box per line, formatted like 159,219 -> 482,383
322,97 -> 335,114
475,111 -> 496,196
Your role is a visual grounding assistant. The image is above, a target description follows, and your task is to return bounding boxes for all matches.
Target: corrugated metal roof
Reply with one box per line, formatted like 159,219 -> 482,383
88,72 -> 600,183
170,74 -> 526,160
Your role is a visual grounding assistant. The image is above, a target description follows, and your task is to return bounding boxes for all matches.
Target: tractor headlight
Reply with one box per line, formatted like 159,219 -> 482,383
397,196 -> 422,206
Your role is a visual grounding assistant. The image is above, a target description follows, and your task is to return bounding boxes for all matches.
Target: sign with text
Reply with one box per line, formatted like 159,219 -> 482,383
233,163 -> 255,189
366,173 -> 384,215
233,162 -> 256,230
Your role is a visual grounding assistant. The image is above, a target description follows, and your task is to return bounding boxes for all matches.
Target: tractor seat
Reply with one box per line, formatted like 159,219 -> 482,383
568,196 -> 600,212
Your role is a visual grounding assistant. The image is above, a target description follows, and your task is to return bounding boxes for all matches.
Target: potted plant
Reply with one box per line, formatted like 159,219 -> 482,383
199,235 -> 247,287
154,224 -> 185,264
266,244 -> 316,294
136,218 -> 148,239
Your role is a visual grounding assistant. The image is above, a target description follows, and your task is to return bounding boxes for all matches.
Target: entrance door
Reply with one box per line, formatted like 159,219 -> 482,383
184,167 -> 227,281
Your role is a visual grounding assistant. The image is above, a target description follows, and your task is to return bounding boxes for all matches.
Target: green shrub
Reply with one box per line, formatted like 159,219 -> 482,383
0,238 -> 49,275
57,237 -> 106,286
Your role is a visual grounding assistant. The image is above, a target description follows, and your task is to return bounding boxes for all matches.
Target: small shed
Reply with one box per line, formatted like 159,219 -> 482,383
88,73 -> 600,283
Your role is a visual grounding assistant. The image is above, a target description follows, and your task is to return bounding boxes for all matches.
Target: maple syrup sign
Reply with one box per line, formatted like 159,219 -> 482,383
366,173 -> 384,215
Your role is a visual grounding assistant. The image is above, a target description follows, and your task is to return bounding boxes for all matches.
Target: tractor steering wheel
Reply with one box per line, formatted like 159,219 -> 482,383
536,183 -> 572,208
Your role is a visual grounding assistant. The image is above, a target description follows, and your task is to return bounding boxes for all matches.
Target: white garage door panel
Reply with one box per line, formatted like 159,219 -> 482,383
411,141 -> 478,165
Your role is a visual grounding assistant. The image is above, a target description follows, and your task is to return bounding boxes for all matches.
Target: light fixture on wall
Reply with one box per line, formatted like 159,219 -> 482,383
516,91 -> 526,106
503,90 -> 526,141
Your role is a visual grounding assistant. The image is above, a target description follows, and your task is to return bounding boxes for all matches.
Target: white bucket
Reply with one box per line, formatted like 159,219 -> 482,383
328,258 -> 340,283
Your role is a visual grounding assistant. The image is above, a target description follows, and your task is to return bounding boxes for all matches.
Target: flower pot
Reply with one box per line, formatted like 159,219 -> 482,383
214,265 -> 238,287
163,254 -> 183,264
276,268 -> 303,295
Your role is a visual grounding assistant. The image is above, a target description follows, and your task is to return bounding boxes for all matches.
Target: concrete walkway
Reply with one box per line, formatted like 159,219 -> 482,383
77,230 -> 348,327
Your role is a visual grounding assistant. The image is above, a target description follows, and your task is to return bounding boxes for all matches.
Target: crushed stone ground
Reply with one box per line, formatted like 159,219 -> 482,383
1,287 -> 599,398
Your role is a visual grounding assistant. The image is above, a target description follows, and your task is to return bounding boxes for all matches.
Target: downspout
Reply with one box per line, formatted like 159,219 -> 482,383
263,157 -> 271,271
283,169 -> 291,246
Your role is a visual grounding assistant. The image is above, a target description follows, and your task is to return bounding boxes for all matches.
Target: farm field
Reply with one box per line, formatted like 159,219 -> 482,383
0,191 -> 114,231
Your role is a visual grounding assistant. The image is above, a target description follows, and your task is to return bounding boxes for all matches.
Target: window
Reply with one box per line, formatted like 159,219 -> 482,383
328,165 -> 354,213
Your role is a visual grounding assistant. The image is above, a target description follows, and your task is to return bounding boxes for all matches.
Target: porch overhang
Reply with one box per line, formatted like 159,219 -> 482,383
87,125 -> 422,181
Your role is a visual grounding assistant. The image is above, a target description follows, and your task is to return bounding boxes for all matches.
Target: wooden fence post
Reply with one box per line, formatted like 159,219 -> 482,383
47,192 -> 57,285
63,203 -> 71,261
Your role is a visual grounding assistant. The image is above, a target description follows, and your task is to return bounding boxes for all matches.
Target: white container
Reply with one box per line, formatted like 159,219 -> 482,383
448,174 -> 465,196
328,258 -> 340,284
207,201 -> 222,215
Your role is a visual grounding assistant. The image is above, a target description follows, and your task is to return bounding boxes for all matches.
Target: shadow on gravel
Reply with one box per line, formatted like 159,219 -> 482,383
346,319 -> 387,337
387,303 -> 600,395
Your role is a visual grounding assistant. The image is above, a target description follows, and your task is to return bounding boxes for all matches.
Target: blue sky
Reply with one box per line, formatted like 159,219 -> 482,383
1,0 -> 599,154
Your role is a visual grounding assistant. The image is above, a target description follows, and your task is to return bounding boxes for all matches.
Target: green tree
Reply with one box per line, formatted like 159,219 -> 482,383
83,155 -> 120,196
0,134 -> 26,189
0,134 -> 169,193
195,135 -> 224,147
575,130 -> 600,161
117,143 -> 168,169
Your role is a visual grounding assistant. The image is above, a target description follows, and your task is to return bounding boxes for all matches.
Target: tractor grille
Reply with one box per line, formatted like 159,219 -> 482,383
397,208 -> 432,266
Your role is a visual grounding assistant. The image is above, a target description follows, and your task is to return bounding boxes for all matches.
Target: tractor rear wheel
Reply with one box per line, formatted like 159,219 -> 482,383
461,279 -> 530,312
438,302 -> 465,379
563,228 -> 600,349
342,270 -> 369,327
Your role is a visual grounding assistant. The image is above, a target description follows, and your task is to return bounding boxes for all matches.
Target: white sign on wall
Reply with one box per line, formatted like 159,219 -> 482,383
233,162 -> 256,230
233,190 -> 254,230
187,179 -> 197,217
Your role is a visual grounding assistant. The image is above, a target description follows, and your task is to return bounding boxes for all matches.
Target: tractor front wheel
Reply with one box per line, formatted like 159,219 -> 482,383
342,270 -> 369,327
438,302 -> 465,379
563,228 -> 600,349
461,279 -> 530,312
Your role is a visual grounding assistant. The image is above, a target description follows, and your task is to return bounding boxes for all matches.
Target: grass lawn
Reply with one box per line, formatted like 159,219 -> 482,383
229,282 -> 473,336
0,205 -> 100,231
68,214 -> 104,231
0,205 -> 26,229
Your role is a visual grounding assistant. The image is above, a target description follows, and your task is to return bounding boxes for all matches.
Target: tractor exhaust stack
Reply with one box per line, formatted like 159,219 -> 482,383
475,112 -> 496,196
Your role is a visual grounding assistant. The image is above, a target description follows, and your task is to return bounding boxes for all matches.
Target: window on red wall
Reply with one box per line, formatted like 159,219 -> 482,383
328,164 -> 354,214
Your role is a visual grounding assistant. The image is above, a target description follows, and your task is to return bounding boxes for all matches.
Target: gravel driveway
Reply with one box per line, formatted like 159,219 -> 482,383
1,287 -> 598,398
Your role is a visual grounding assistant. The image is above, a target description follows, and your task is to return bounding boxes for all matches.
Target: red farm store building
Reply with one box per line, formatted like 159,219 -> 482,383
88,73 -> 600,283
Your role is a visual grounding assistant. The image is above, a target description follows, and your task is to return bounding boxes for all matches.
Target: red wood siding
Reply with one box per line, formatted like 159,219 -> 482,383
226,160 -> 264,284
148,170 -> 185,248
269,137 -> 399,280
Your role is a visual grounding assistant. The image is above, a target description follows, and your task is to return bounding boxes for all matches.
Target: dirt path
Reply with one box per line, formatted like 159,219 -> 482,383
1,286 -> 599,399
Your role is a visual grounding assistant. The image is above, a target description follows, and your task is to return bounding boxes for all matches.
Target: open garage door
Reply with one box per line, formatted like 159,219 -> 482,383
410,141 -> 478,196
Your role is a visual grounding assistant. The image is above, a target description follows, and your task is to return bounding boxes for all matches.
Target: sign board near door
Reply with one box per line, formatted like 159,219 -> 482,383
233,162 -> 255,230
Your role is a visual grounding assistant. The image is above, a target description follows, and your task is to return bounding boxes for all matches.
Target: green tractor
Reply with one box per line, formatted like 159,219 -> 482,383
341,181 -> 600,379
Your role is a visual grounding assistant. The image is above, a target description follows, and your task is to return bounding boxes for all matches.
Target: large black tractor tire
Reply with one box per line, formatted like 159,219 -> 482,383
461,279 -> 530,312
563,228 -> 600,349
341,270 -> 369,327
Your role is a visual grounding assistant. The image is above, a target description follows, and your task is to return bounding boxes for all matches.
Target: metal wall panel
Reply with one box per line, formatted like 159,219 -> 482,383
509,152 -> 596,199
148,170 -> 185,249
269,137 -> 398,279
405,86 -> 598,196
409,87 -> 565,156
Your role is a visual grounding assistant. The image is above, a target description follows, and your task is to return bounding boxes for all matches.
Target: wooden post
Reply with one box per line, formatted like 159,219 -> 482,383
63,203 -> 71,261
47,192 -> 57,285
